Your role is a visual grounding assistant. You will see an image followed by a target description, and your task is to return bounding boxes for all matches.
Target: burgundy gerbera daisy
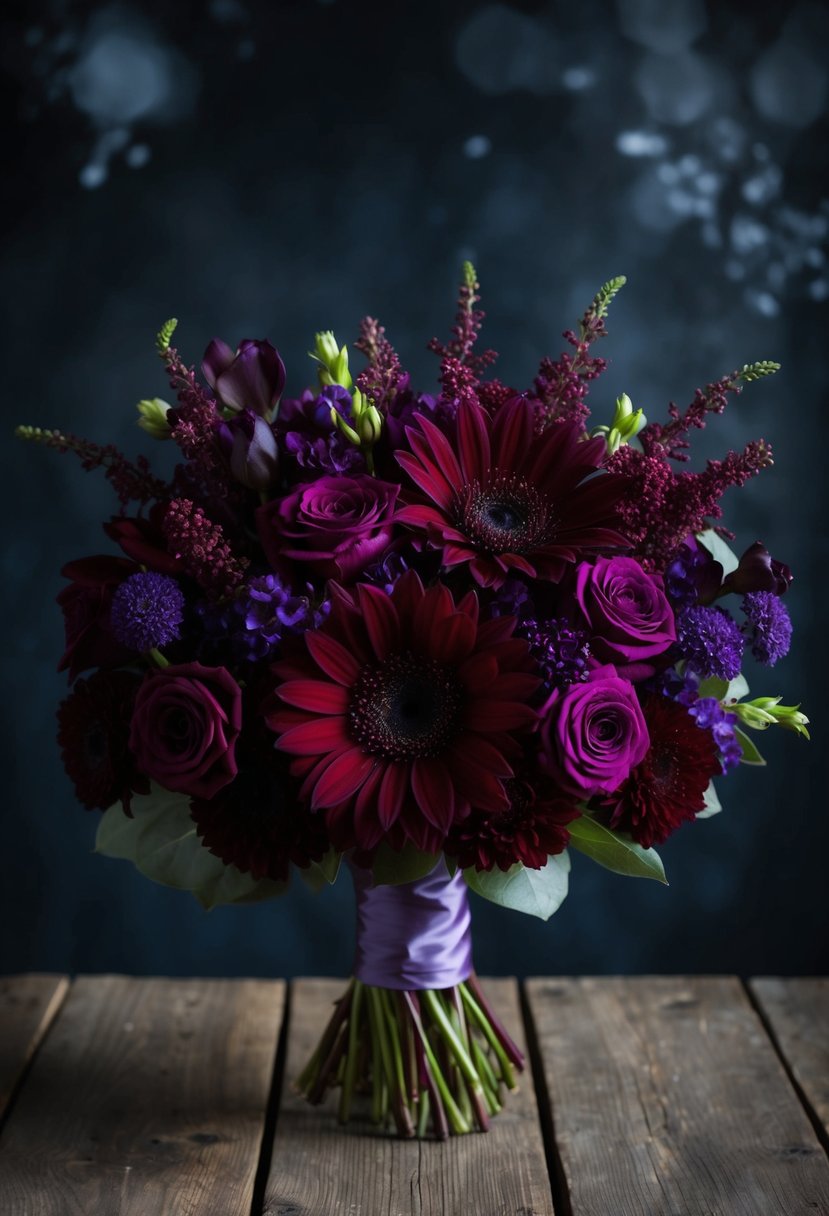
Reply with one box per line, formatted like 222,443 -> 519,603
266,570 -> 540,853
395,395 -> 629,589
57,670 -> 149,812
609,694 -> 722,848
190,724 -> 329,882
445,762 -> 581,872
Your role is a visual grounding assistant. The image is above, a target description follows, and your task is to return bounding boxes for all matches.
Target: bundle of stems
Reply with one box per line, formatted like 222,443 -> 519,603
295,973 -> 524,1138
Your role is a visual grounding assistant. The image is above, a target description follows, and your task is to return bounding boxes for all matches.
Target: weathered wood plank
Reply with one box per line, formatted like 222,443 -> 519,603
263,977 -> 555,1216
0,975 -> 284,1216
750,978 -> 829,1142
525,976 -> 829,1216
0,974 -> 69,1120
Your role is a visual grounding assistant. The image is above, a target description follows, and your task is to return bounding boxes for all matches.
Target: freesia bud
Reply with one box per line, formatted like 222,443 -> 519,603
202,338 -> 286,418
218,409 -> 279,493
136,398 -> 172,439
330,406 -> 361,446
358,403 -> 384,446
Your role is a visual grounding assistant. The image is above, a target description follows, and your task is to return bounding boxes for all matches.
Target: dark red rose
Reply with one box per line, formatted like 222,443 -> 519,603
57,669 -> 150,811
129,662 -> 243,800
57,555 -> 140,681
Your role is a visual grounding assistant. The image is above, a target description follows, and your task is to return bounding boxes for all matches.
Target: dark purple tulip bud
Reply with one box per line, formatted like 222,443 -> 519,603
218,409 -> 280,493
202,338 -> 286,417
722,541 -> 793,598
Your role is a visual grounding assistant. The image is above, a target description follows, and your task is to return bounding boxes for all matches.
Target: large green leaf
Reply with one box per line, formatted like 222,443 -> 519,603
696,528 -> 739,575
735,727 -> 766,766
95,786 -> 288,909
566,816 -> 668,883
697,780 -> 722,819
697,673 -> 750,703
463,853 -> 570,921
370,843 -> 442,885
298,848 -> 342,892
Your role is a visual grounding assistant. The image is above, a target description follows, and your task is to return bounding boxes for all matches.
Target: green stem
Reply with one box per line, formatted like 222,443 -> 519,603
459,983 -> 517,1091
404,993 -> 470,1134
422,990 -> 486,1102
149,647 -> 169,668
338,980 -> 364,1124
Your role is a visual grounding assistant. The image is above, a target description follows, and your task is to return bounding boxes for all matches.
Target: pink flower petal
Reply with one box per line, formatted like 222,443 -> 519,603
311,749 -> 377,809
277,680 -> 349,714
457,400 -> 491,482
276,715 -> 349,756
411,757 -> 455,832
377,761 -> 409,830
305,631 -> 360,686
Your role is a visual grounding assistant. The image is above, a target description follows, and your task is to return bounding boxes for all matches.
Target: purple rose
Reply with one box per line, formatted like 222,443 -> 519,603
217,408 -> 279,493
128,662 -> 243,800
202,338 -> 286,417
540,666 -> 650,798
256,475 -> 399,583
573,557 -> 676,680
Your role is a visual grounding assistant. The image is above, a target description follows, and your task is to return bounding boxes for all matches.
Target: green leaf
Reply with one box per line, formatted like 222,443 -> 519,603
696,529 -> 739,576
697,781 -> 722,819
370,843 -> 441,885
735,726 -> 767,766
697,672 -> 750,704
463,853 -> 570,921
95,785 -> 288,909
566,816 -> 668,884
298,848 -> 342,892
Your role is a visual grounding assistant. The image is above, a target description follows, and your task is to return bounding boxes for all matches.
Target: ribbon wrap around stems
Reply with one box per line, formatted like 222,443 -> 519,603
349,856 -> 473,990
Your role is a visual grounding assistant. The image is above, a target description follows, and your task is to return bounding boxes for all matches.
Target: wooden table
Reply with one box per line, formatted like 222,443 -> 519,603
0,975 -> 827,1214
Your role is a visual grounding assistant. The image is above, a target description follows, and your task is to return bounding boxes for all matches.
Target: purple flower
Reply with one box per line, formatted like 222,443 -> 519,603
363,550 -> 410,594
741,591 -> 792,666
256,475 -> 399,583
202,338 -> 286,416
109,572 -> 185,652
490,577 -> 535,621
688,697 -> 743,773
198,576 -> 327,664
539,666 -> 650,798
217,408 -> 279,493
664,540 -> 723,607
676,604 -> 744,680
278,386 -> 365,476
724,542 -> 793,598
572,556 -> 676,679
521,618 -> 591,692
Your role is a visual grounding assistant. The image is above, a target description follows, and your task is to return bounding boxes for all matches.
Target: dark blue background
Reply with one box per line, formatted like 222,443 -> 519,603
2,0 -> 826,980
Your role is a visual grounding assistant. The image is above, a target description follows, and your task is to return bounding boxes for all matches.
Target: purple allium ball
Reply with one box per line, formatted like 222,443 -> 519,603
110,572 -> 185,652
676,604 -> 744,680
741,591 -> 792,666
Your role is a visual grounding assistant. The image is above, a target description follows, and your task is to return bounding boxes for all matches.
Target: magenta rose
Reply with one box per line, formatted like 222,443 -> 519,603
57,555 -> 141,681
573,556 -> 676,680
129,662 -> 243,800
256,475 -> 399,582
539,666 -> 650,798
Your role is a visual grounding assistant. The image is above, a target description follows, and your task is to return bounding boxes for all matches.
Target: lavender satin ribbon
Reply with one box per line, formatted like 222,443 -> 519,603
349,857 -> 473,990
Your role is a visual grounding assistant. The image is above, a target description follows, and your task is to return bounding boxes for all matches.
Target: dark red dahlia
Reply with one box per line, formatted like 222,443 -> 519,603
445,765 -> 580,872
190,725 -> 329,883
609,694 -> 722,848
266,570 -> 540,853
395,396 -> 629,589
57,670 -> 149,812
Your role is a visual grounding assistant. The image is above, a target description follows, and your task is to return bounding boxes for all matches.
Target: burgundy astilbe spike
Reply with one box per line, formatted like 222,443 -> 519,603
354,316 -> 403,412
161,341 -> 229,501
14,427 -> 167,508
428,262 -> 498,377
608,440 -> 774,571
162,497 -> 249,599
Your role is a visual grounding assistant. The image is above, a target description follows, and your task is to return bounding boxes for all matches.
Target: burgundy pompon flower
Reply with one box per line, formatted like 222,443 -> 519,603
57,670 -> 150,812
396,396 -> 629,589
266,570 -> 540,854
609,694 -> 722,848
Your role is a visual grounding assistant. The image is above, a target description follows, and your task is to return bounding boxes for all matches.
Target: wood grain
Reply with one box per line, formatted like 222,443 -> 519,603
525,975 -> 829,1216
263,977 -> 555,1216
0,974 -> 69,1119
750,978 -> 829,1141
0,975 -> 284,1216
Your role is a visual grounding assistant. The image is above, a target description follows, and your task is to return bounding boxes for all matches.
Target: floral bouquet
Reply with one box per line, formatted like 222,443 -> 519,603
19,266 -> 808,1139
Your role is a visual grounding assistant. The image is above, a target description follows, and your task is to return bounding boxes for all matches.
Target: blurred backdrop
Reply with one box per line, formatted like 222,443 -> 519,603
2,0 -> 827,980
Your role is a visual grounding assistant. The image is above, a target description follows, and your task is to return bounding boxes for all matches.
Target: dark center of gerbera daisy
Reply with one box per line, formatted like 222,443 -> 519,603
454,473 -> 554,555
348,651 -> 464,761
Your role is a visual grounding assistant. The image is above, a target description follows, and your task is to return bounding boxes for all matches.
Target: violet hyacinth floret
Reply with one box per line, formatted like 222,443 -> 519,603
521,617 -> 591,692
675,604 -> 744,680
688,697 -> 743,773
109,572 -> 185,652
741,591 -> 792,666
198,574 -> 328,663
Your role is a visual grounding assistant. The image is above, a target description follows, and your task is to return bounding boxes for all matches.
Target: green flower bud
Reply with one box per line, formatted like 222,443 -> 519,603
330,406 -> 361,447
136,397 -> 172,439
313,331 -> 352,390
592,393 -> 647,455
358,403 -> 384,446
734,697 -> 811,739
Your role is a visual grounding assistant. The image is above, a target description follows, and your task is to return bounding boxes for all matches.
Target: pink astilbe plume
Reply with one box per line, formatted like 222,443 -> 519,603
14,428 -> 167,509
354,316 -> 403,413
159,330 -> 229,502
162,497 -> 249,599
641,365 -> 778,462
